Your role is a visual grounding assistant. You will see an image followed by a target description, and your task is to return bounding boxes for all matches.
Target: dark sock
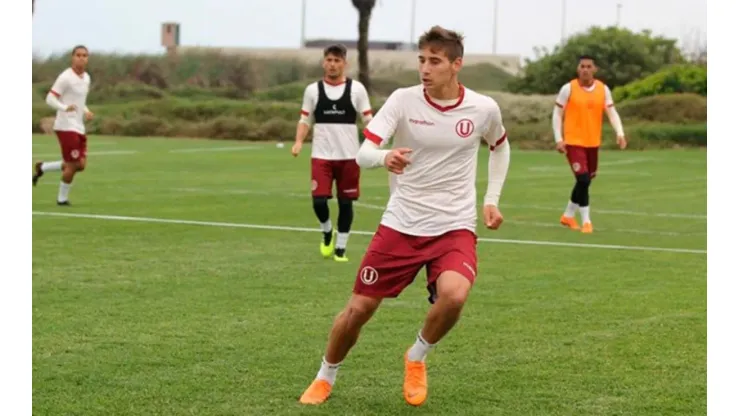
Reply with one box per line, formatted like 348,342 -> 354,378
336,199 -> 354,256
312,197 -> 332,245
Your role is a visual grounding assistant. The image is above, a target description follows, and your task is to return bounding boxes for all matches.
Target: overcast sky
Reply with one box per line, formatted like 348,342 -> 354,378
31,0 -> 707,59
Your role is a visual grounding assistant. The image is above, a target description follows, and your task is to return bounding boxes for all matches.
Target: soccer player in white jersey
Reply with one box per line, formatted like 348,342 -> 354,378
298,26 -> 511,407
33,45 -> 94,206
291,44 -> 373,262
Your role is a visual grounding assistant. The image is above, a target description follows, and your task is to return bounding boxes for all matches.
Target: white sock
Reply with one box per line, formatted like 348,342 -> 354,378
564,201 -> 579,217
316,356 -> 341,385
407,331 -> 435,362
319,220 -> 332,233
580,206 -> 591,224
41,161 -> 63,172
58,181 -> 71,202
336,232 -> 349,250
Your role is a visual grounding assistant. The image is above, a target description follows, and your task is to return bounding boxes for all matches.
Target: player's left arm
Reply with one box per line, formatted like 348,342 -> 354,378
83,75 -> 94,120
353,82 -> 374,125
482,103 -> 511,229
604,86 -> 627,148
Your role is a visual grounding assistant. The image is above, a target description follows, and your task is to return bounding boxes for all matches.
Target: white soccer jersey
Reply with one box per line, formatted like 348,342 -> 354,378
363,85 -> 507,237
300,79 -> 373,160
49,68 -> 91,134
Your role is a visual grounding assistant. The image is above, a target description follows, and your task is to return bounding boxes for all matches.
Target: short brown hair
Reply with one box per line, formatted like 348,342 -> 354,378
323,43 -> 347,59
417,26 -> 465,61
72,45 -> 88,55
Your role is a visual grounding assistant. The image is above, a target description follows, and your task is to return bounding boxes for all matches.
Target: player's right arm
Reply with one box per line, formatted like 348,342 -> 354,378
292,83 -> 316,157
552,83 -> 570,153
46,72 -> 75,112
355,89 -> 411,174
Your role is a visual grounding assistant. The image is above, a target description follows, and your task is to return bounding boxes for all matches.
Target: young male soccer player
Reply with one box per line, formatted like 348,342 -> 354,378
552,55 -> 627,233
291,43 -> 374,262
33,45 -> 94,206
298,26 -> 511,407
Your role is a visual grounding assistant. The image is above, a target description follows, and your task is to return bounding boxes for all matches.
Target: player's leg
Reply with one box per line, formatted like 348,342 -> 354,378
300,225 -> 423,405
32,160 -> 63,186
403,230 -> 478,406
311,158 -> 335,257
561,145 -> 588,230
333,160 -> 361,262
299,293 -> 383,405
54,132 -> 87,205
33,131 -> 71,186
579,147 -> 599,233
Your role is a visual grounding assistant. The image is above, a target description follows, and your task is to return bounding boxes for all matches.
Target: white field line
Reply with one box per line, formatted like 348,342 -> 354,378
173,187 -> 707,221
353,202 -> 705,237
32,211 -> 707,255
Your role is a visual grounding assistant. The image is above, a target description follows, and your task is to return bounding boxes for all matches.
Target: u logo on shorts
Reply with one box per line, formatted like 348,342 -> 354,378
360,266 -> 379,285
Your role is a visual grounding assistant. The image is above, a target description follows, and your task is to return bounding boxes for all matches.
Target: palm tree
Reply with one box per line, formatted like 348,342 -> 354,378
351,0 -> 376,92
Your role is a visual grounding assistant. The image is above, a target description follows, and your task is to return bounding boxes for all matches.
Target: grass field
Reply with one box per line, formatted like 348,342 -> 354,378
32,134 -> 707,416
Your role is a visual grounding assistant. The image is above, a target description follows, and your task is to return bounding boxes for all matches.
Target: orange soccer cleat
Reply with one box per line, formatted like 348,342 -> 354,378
298,379 -> 332,405
581,222 -> 593,234
560,215 -> 580,230
403,351 -> 428,406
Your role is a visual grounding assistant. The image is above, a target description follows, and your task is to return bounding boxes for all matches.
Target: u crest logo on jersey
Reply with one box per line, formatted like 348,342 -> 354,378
455,118 -> 474,138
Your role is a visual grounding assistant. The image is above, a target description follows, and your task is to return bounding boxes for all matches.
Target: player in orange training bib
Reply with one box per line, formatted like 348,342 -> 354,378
552,55 -> 627,233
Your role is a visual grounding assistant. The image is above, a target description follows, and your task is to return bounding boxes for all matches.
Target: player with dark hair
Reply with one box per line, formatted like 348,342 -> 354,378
291,44 -> 373,262
33,45 -> 94,206
298,25 -> 511,406
553,55 -> 627,233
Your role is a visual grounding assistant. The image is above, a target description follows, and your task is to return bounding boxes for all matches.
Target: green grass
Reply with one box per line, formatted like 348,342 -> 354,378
32,134 -> 706,415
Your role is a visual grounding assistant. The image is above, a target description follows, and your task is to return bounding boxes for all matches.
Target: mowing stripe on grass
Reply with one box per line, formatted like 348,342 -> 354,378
32,211 -> 707,255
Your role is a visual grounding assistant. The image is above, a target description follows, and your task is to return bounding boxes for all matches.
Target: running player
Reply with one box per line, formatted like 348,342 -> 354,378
33,45 -> 94,206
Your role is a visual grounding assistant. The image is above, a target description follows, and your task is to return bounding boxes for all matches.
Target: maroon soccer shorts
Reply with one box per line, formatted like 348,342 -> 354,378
55,130 -> 88,163
353,224 -> 478,304
311,158 -> 361,200
565,145 -> 599,178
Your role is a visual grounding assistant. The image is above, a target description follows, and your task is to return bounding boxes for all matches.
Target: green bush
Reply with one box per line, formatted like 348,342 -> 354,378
251,81 -> 308,102
623,123 -> 706,148
32,51 -> 325,94
618,93 -> 706,123
612,64 -> 707,101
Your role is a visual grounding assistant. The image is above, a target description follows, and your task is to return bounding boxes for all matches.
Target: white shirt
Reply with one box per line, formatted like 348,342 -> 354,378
48,68 -> 91,134
361,85 -> 508,237
300,79 -> 373,160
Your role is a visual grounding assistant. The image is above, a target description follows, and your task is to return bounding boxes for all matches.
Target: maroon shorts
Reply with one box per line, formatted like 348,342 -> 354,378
565,145 -> 599,178
353,224 -> 478,304
55,130 -> 88,163
311,158 -> 360,200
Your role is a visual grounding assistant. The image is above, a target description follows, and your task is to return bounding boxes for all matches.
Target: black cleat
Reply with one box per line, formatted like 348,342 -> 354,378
32,162 -> 44,186
56,200 -> 71,206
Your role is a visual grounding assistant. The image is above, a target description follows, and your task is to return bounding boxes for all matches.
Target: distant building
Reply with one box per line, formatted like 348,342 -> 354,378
304,39 -> 416,51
